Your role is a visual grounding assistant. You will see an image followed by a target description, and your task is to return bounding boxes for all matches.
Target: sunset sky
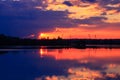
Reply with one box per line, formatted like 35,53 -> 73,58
0,0 -> 120,39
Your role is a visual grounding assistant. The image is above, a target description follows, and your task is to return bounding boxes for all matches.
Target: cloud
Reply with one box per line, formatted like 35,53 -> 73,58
43,1 -> 105,19
0,0 -> 120,38
0,2 -> 77,37
103,12 -> 120,23
42,0 -> 120,24
67,4 -> 104,19
106,3 -> 120,8
82,0 -> 97,3
63,1 -> 73,6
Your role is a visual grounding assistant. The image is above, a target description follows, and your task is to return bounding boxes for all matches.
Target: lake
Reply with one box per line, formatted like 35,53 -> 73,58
0,47 -> 120,80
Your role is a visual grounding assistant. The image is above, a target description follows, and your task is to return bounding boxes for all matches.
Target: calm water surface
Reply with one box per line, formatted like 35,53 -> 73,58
0,47 -> 120,80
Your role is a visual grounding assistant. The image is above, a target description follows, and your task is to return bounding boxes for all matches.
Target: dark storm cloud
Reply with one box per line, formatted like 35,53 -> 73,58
73,17 -> 109,30
0,11 -> 71,37
98,0 -> 120,5
81,0 -> 97,3
63,1 -> 73,6
98,0 -> 120,9
0,1 -> 77,37
80,0 -> 120,11
73,17 -> 107,25
73,16 -> 120,30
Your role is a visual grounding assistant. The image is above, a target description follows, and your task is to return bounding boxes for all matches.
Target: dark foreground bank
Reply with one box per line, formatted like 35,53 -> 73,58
0,34 -> 120,48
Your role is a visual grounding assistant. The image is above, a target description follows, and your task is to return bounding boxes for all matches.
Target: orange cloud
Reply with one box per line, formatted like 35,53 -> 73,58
35,0 -> 120,24
106,10 -> 118,15
46,4 -> 69,11
45,2 -> 104,19
103,12 -> 120,23
68,4 -> 104,19
107,3 -> 120,8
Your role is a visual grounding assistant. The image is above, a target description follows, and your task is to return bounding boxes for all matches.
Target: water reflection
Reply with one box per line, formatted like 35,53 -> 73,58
0,48 -> 120,80
39,48 -> 120,60
38,48 -> 120,80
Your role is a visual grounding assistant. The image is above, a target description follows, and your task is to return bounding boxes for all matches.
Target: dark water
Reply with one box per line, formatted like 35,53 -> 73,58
0,47 -> 120,80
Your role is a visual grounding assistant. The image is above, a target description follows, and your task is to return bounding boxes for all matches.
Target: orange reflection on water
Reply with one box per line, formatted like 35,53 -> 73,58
37,48 -> 120,80
39,48 -> 120,60
39,47 -> 47,57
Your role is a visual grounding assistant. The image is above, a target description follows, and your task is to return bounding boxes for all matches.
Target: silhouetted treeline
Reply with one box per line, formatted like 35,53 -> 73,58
0,34 -> 120,48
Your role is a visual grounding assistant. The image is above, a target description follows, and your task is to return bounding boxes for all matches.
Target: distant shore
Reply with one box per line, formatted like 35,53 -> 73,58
0,45 -> 120,49
0,34 -> 120,49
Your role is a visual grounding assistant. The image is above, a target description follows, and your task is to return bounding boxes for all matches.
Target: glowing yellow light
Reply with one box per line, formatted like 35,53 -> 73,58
39,48 -> 48,57
38,33 -> 48,39
40,33 -> 45,37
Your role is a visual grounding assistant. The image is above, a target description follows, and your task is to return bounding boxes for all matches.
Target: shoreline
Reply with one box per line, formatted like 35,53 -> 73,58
0,45 -> 120,49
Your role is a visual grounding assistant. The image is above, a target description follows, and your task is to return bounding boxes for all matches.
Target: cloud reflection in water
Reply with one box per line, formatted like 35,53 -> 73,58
36,48 -> 120,80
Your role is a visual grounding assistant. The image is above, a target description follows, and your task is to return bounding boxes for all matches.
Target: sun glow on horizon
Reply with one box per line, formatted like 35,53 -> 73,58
38,27 -> 120,39
38,33 -> 59,39
38,33 -> 50,39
